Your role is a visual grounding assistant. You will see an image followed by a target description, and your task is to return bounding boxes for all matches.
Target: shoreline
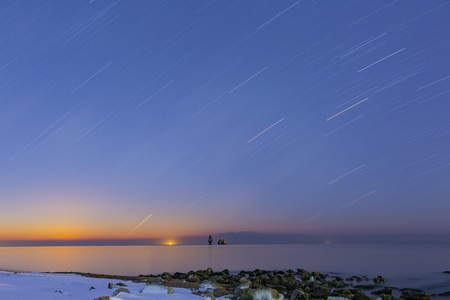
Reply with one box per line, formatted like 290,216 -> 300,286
2,268 -> 449,299
46,268 -> 450,299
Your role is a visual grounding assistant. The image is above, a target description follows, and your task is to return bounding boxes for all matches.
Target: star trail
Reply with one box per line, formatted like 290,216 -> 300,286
0,0 -> 449,243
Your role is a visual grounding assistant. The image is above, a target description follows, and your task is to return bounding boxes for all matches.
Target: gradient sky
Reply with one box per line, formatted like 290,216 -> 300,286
1,1 -> 449,243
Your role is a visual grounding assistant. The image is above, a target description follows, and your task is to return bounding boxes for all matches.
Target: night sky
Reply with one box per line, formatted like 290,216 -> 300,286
1,1 -> 449,244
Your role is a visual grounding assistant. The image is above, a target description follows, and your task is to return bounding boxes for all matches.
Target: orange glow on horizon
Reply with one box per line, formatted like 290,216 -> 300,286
162,239 -> 177,246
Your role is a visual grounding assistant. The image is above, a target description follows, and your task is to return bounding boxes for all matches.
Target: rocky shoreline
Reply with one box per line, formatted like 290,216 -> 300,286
60,268 -> 450,300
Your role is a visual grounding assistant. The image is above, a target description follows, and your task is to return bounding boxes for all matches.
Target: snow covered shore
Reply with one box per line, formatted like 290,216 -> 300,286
2,268 -> 448,299
0,271 -> 211,300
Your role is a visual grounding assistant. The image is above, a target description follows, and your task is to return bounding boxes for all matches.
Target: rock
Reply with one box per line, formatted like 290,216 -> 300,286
234,281 -> 250,296
200,281 -> 229,298
372,287 -> 393,295
331,288 -> 369,300
443,271 -> 450,274
399,289 -> 430,300
400,293 -> 430,300
198,282 -> 216,293
379,295 -> 399,300
173,272 -> 187,279
238,277 -> 252,289
151,276 -> 165,285
112,287 -> 130,297
217,238 -> 227,245
141,284 -> 175,294
216,276 -> 228,284
162,272 -> 172,280
88,268 -> 439,300
351,290 -> 372,300
374,276 -> 387,284
254,288 -> 284,300
268,274 -> 280,285
290,289 -> 309,300
94,297 -> 110,300
311,285 -> 331,299
188,274 -> 201,282
331,280 -> 349,289
332,289 -> 353,299
89,286 -> 96,291
116,282 -> 127,286
252,275 -> 265,286
240,288 -> 284,300
285,278 -> 301,291
297,269 -> 311,281
195,270 -> 209,281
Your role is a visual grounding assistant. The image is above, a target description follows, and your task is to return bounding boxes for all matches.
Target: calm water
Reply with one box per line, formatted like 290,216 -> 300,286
1,244 -> 449,293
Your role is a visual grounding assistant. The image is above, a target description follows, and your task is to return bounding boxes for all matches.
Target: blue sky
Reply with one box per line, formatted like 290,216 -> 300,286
1,0 -> 449,243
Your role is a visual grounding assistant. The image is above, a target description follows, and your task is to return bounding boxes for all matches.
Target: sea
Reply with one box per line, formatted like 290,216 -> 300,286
1,244 -> 449,296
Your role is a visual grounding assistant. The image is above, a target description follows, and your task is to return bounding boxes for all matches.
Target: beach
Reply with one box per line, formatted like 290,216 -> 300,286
2,268 -> 449,300
0,271 -> 204,300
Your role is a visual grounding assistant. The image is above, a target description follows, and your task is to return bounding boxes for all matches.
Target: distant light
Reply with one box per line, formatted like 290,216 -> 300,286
164,239 -> 177,246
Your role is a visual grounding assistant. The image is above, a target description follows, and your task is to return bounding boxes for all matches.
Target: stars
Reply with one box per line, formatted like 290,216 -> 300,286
1,1 -> 449,240
247,118 -> 284,144
358,48 -> 406,73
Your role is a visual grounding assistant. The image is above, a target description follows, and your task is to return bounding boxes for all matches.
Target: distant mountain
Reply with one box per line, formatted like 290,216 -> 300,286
180,231 -> 450,245
207,232 -> 322,245
1,231 -> 449,247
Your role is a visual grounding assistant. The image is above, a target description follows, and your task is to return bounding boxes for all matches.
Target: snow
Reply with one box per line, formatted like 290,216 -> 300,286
0,271 -> 222,299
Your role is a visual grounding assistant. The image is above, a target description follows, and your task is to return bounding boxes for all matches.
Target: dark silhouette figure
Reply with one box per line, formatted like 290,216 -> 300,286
208,235 -> 213,245
217,238 -> 227,245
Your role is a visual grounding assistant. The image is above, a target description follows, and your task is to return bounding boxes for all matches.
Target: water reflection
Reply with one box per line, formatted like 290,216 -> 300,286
0,244 -> 448,278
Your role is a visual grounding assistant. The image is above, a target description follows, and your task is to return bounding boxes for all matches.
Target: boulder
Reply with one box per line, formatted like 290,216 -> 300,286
374,276 -> 387,284
240,288 -> 284,300
290,289 -> 309,300
399,289 -> 430,300
162,272 -> 173,280
198,282 -> 216,293
188,274 -> 201,282
198,281 -> 229,298
112,287 -> 130,297
297,269 -> 311,281
372,287 -> 393,295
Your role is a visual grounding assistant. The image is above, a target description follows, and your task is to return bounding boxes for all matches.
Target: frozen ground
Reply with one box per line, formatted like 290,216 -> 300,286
0,271 -> 215,299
